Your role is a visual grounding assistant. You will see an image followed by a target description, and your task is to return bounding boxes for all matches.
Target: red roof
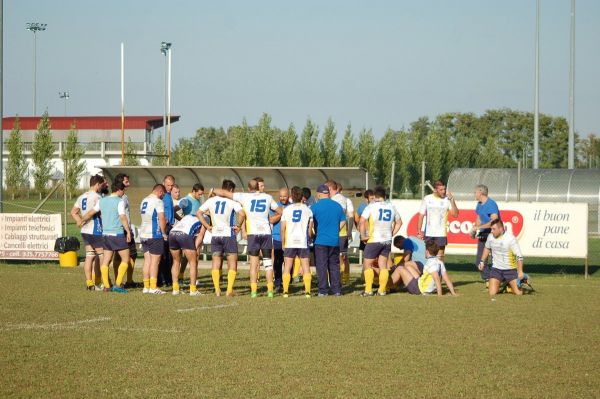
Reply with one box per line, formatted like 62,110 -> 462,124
2,115 -> 180,131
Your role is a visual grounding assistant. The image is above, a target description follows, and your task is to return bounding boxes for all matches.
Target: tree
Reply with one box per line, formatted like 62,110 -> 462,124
223,119 -> 257,166
320,117 -> 339,167
31,112 -> 55,197
298,117 -> 322,167
278,123 -> 301,166
5,117 -> 29,199
254,113 -> 279,166
339,123 -> 359,167
357,128 -> 376,175
172,138 -> 198,166
61,123 -> 86,199
375,129 -> 397,186
124,138 -> 140,166
152,135 -> 167,166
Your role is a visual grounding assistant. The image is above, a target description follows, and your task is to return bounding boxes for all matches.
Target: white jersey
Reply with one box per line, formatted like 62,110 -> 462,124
232,192 -> 278,235
139,194 -> 165,239
281,203 -> 313,249
74,191 -> 102,235
485,232 -> 523,270
419,194 -> 452,237
122,193 -> 132,226
171,214 -> 202,236
361,200 -> 401,243
418,257 -> 446,294
331,193 -> 354,236
199,196 -> 242,238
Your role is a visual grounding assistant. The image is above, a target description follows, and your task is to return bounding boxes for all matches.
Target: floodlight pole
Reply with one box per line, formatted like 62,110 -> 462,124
568,0 -> 576,169
160,41 -> 172,165
120,42 -> 125,165
533,0 -> 540,169
59,91 -> 69,116
26,22 -> 46,116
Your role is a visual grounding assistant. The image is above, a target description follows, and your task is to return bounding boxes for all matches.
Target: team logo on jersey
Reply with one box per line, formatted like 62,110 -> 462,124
406,209 -> 524,244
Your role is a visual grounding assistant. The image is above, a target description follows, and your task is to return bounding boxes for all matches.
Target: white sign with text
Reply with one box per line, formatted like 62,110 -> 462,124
0,213 -> 62,260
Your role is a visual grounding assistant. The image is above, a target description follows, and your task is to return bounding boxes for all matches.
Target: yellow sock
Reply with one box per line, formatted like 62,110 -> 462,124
227,270 -> 237,293
173,281 -> 180,292
282,273 -> 291,294
267,281 -> 274,293
303,273 -> 312,294
292,258 -> 301,278
86,279 -> 94,288
143,279 -> 150,289
364,268 -> 374,293
190,283 -> 197,293
115,262 -> 128,287
378,269 -> 389,294
100,265 -> 110,288
150,278 -> 157,290
212,269 -> 221,293
251,282 -> 258,294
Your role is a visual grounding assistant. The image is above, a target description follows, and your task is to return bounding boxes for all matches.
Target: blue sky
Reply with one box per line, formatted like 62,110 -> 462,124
4,0 -> 599,143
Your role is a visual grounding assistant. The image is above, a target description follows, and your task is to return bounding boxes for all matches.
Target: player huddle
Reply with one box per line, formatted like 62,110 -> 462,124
71,174 -> 527,298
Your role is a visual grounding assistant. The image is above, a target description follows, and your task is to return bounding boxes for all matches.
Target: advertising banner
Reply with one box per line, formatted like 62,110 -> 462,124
0,214 -> 62,260
391,200 -> 588,258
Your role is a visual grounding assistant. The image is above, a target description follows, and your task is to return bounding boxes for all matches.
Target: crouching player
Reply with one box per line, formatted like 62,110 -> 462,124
478,218 -> 524,297
198,179 -> 245,297
280,186 -> 314,298
169,214 -> 202,296
392,240 -> 456,296
139,184 -> 168,294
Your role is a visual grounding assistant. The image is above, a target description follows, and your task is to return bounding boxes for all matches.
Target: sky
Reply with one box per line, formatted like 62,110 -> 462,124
4,0 -> 599,143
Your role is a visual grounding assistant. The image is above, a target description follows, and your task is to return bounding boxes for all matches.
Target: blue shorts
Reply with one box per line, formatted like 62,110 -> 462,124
339,237 -> 349,254
363,242 -> 391,259
424,236 -> 448,248
416,261 -> 424,274
81,233 -> 104,249
490,268 -> 518,283
168,232 -> 196,251
103,235 -> 128,251
406,278 -> 421,295
247,235 -> 272,256
211,236 -> 238,256
141,238 -> 164,256
284,248 -> 310,259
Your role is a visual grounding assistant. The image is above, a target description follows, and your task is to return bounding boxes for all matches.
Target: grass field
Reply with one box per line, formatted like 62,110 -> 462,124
1,259 -> 599,398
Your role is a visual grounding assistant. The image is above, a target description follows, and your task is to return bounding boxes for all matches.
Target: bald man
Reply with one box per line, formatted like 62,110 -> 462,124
271,187 -> 290,292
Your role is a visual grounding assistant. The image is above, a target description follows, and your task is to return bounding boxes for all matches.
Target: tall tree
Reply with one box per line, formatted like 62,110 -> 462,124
5,117 -> 29,199
375,128 -> 397,186
278,123 -> 301,166
357,128 -> 376,175
320,117 -> 339,167
254,113 -> 279,166
31,112 -> 55,197
298,117 -> 322,167
152,135 -> 167,166
172,138 -> 198,166
339,123 -> 359,167
124,138 -> 140,166
193,127 -> 228,166
61,123 -> 86,199
224,119 -> 257,166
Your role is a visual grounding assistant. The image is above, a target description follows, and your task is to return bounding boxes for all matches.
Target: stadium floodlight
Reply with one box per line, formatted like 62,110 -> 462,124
59,91 -> 70,116
160,42 -> 172,165
26,22 -> 47,116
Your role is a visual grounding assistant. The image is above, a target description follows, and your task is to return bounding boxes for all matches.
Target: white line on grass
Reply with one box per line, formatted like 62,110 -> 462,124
0,316 -> 111,331
176,302 -> 239,313
113,327 -> 183,333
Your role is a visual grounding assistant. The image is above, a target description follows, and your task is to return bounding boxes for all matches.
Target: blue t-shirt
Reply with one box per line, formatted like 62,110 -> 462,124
402,236 -> 426,265
357,202 -> 368,217
163,192 -> 175,227
271,201 -> 289,243
476,198 -> 500,233
98,195 -> 124,236
311,198 -> 345,247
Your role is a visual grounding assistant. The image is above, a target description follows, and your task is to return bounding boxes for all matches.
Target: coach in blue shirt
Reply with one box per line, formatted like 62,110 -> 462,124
271,187 -> 290,291
473,184 -> 500,282
311,184 -> 346,296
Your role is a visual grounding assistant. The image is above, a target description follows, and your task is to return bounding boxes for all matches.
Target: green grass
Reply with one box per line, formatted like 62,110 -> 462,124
0,263 -> 599,398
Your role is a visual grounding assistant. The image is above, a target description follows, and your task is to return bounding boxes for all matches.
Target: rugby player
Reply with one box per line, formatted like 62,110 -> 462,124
272,187 -> 290,292
71,174 -> 105,290
198,179 -> 245,297
86,181 -> 132,293
280,186 -> 314,298
478,219 -> 524,297
139,184 -> 168,294
472,184 -> 500,284
214,178 -> 282,298
325,180 -> 354,285
112,173 -> 138,288
158,175 -> 176,286
359,186 -> 402,296
393,240 -> 457,296
177,183 -> 205,282
169,213 -> 202,296
417,180 -> 458,263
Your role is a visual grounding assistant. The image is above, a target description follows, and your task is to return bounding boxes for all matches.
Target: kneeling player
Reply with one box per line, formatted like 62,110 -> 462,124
280,186 -> 314,298
139,184 -> 168,294
198,179 -> 245,297
393,240 -> 456,296
169,214 -> 202,296
478,218 -> 524,297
